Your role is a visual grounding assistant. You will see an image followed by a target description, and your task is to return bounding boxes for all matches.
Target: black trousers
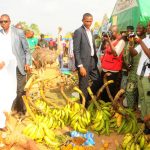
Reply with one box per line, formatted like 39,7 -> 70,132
12,67 -> 26,113
78,57 -> 101,108
100,70 -> 121,102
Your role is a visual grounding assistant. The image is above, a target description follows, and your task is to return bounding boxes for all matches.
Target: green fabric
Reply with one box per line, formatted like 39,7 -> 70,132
126,54 -> 140,108
138,76 -> 150,119
110,0 -> 150,32
27,37 -> 38,53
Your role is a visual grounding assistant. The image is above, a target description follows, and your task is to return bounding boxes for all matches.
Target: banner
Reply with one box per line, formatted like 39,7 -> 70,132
112,0 -> 138,15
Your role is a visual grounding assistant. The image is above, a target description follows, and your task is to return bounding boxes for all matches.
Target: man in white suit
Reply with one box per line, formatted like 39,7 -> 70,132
0,14 -> 31,116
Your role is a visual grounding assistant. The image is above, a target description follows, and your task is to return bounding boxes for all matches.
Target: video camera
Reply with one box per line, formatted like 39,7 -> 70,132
102,31 -> 112,38
128,32 -> 136,38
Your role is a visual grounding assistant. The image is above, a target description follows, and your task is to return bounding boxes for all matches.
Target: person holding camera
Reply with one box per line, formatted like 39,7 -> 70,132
123,24 -> 146,109
100,25 -> 125,101
129,21 -> 150,134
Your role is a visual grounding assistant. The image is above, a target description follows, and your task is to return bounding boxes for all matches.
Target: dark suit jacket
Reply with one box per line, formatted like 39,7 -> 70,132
73,25 -> 98,68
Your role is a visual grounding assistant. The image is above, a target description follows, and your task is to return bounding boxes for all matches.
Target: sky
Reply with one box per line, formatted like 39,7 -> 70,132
0,0 -> 117,37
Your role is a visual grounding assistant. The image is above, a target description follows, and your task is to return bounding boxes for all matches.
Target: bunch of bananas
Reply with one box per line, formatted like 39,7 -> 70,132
23,122 -> 60,147
23,122 -> 44,140
69,108 -> 91,133
89,101 -> 112,135
115,108 -> 139,134
51,108 -> 69,127
122,132 -> 149,150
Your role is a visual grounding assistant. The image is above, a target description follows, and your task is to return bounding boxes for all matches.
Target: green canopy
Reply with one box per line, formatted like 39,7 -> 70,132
110,0 -> 150,31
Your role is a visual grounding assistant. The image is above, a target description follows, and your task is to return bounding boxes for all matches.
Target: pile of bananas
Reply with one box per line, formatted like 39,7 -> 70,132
23,122 -> 59,147
115,108 -> 139,134
122,131 -> 150,150
69,104 -> 91,133
89,101 -> 113,135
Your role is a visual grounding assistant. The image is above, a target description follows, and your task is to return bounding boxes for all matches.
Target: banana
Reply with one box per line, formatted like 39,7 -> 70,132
135,144 -> 141,150
125,139 -> 134,150
73,102 -> 81,111
77,124 -> 87,133
23,123 -> 35,136
78,117 -> 86,129
122,134 -> 133,149
102,110 -> 109,121
80,115 -> 87,127
140,135 -> 145,149
48,117 -> 54,128
90,122 -> 100,130
94,110 -> 102,122
130,142 -> 135,150
85,110 -> 91,124
123,119 -> 133,134
130,118 -> 138,134
95,118 -> 105,132
44,136 -> 59,146
100,127 -> 106,135
105,119 -> 110,135
28,124 -> 39,139
34,125 -> 44,140
116,114 -> 122,127
42,123 -> 56,141
117,118 -> 126,134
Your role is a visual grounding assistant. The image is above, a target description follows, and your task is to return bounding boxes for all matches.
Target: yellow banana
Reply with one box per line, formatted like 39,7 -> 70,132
95,118 -> 105,132
122,134 -> 133,149
77,124 -> 87,133
44,136 -> 59,146
130,142 -> 135,150
140,135 -> 145,149
135,144 -> 141,150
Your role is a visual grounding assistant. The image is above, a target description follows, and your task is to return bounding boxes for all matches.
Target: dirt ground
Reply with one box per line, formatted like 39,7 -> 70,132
0,113 -> 124,150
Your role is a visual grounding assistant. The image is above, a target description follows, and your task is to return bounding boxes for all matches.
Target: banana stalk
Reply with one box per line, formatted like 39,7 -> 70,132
87,87 -> 101,110
103,72 -> 114,102
60,82 -> 72,104
24,74 -> 36,91
39,81 -> 61,109
96,80 -> 114,100
22,95 -> 36,122
73,87 -> 86,108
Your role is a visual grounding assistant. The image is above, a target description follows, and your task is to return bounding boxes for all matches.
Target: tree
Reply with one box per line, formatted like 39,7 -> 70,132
30,23 -> 40,37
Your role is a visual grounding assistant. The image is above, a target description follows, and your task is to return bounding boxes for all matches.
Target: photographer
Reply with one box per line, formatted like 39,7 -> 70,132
129,21 -> 150,134
124,24 -> 146,109
100,25 -> 125,101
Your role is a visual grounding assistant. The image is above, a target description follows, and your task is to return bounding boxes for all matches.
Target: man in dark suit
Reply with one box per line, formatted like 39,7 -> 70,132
0,14 -> 31,114
73,13 -> 101,107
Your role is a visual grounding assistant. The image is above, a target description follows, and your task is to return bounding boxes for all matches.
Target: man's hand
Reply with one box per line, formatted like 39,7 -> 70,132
79,66 -> 87,77
0,61 -> 5,70
24,64 -> 32,73
134,36 -> 142,44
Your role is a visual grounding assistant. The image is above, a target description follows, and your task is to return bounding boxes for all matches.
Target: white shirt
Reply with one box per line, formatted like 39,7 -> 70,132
115,39 -> 125,56
0,28 -> 17,110
84,27 -> 94,56
135,37 -> 150,76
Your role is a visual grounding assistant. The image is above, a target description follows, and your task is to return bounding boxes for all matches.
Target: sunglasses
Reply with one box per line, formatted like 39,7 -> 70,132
0,20 -> 9,24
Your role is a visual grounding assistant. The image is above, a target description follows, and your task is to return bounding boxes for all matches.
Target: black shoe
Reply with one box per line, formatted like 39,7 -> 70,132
144,128 -> 150,135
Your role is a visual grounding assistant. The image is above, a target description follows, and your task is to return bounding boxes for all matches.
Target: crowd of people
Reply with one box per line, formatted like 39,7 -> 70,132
0,13 -> 150,134
73,13 -> 150,134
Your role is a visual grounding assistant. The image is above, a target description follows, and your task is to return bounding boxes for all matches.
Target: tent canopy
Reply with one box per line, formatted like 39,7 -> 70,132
110,0 -> 150,31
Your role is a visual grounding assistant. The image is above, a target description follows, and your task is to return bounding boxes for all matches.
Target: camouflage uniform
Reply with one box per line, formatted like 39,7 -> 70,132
126,53 -> 140,108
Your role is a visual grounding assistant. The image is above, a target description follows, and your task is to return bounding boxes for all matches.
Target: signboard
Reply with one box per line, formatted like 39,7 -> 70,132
112,0 -> 138,15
